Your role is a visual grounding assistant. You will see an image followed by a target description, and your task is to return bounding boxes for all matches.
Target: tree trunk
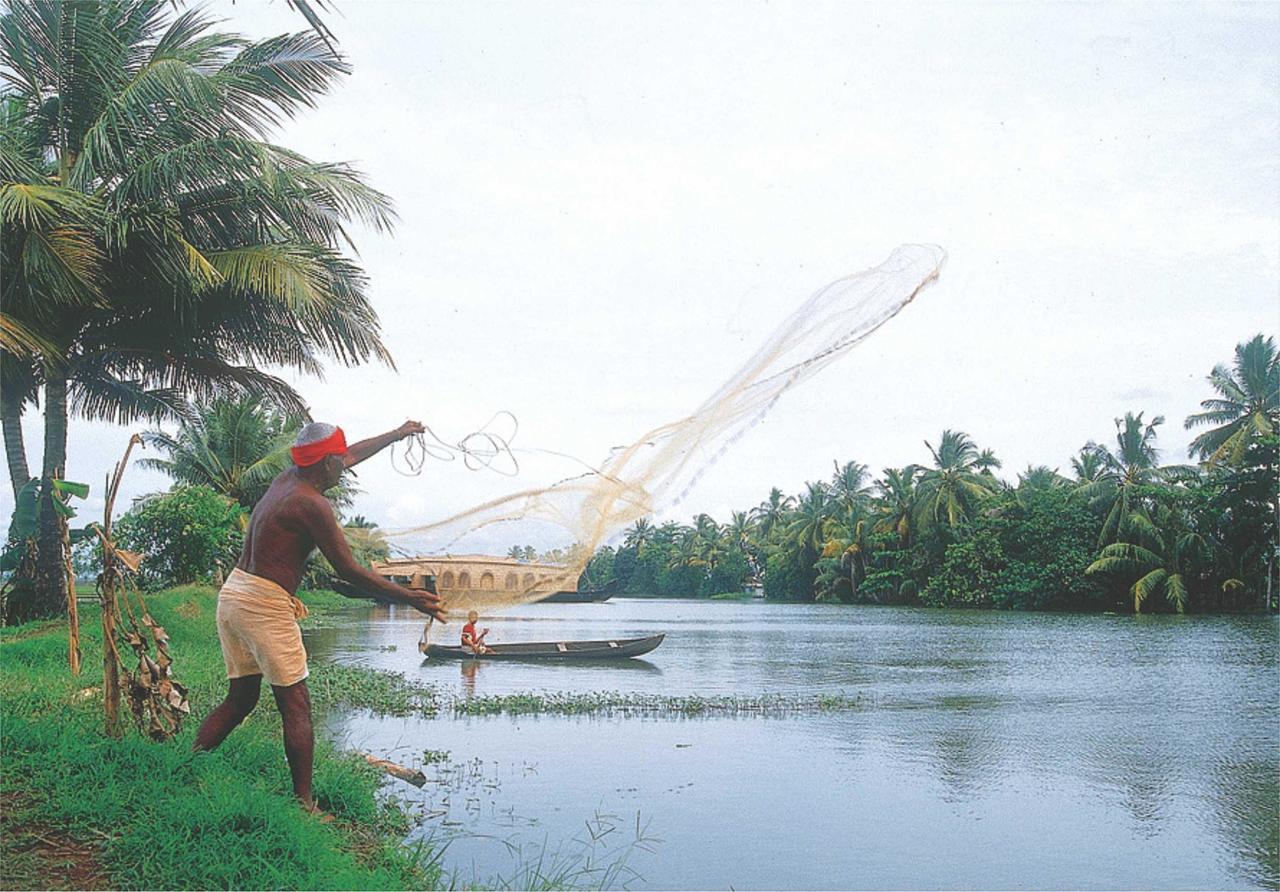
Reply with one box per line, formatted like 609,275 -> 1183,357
2,396 -> 32,501
34,376 -> 69,618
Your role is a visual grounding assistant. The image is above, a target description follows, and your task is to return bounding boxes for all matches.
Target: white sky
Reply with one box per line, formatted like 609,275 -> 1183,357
7,1 -> 1278,549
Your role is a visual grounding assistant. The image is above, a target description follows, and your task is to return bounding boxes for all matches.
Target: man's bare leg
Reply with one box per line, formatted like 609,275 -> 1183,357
193,675 -> 262,751
271,679 -> 316,809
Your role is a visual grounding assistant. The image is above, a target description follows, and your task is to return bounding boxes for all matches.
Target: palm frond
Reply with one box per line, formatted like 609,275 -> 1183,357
1164,573 -> 1188,613
0,313 -> 55,357
1131,568 -> 1168,612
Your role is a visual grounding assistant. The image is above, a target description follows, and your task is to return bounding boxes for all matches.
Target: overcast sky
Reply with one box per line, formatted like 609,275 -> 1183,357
7,1 -> 1278,549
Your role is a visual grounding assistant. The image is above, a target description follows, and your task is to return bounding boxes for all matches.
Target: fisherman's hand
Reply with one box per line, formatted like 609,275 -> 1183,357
403,588 -> 446,621
395,420 -> 426,440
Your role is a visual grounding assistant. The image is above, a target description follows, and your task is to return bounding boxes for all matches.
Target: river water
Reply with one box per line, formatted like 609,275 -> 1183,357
305,598 -> 1280,890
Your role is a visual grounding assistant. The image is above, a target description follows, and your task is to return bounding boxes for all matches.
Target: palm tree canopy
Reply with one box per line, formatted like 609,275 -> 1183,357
1,0 -> 397,423
623,517 -> 654,551
1185,334 -> 1279,465
913,430 -> 998,531
1073,412 -> 1167,546
751,486 -> 794,540
830,460 -> 872,514
873,466 -> 918,545
785,481 -> 832,552
138,395 -> 302,510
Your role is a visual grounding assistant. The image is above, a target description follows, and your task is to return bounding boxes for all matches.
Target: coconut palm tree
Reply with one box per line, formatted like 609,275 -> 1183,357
725,508 -> 761,577
751,486 -> 794,542
912,430 -> 998,532
974,448 -> 1002,478
1070,446 -> 1107,483
1185,334 -> 1279,466
873,466 -> 918,547
820,503 -> 874,601
666,527 -> 700,573
1,1 -> 395,615
1015,465 -> 1068,509
691,513 -> 726,574
623,517 -> 654,552
1086,502 -> 1208,613
786,482 -> 833,555
725,510 -> 755,550
138,396 -> 303,510
830,460 -> 872,516
1075,413 -> 1165,547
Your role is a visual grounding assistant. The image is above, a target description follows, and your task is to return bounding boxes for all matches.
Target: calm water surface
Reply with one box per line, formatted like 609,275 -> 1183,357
305,598 -> 1280,890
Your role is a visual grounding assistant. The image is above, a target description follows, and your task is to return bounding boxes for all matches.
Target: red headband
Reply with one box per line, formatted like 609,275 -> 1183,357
291,427 -> 347,467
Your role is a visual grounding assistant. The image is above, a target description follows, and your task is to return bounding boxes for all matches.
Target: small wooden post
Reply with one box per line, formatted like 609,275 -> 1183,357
62,498 -> 80,676
101,435 -> 141,739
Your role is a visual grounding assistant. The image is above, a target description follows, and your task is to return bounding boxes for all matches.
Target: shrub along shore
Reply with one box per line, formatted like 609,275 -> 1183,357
0,587 -> 437,891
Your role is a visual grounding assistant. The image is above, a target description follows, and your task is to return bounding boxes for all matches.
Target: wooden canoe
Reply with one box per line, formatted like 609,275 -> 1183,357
421,633 -> 664,661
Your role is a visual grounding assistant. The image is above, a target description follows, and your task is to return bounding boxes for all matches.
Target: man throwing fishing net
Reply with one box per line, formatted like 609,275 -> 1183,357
193,420 -> 447,816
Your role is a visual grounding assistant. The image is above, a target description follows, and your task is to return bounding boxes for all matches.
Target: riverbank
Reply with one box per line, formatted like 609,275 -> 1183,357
0,586 -> 437,890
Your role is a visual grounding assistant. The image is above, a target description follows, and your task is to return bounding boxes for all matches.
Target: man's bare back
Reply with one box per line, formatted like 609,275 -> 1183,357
239,471 -> 333,594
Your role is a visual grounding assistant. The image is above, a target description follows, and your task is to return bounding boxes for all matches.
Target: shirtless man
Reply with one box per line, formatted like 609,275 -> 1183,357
193,420 -> 446,814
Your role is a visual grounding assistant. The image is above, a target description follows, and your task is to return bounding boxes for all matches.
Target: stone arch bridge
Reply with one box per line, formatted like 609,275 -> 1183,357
372,555 -> 576,598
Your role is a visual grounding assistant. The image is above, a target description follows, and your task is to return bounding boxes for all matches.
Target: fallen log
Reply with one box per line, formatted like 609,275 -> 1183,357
357,751 -> 427,787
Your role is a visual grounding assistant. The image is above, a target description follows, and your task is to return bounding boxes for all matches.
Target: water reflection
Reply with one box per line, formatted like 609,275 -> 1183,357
459,660 -> 480,697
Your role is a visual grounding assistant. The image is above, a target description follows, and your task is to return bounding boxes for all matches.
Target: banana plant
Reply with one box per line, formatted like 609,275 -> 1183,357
2,477 -> 90,623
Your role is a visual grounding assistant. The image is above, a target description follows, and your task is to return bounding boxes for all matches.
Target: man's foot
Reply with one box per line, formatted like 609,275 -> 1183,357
301,799 -> 335,824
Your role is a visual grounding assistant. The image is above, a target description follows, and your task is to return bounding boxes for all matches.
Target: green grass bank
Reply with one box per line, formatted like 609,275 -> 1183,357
0,586 -> 439,890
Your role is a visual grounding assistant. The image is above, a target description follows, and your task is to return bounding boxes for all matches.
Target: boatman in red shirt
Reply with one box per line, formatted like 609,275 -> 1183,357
461,610 -> 490,654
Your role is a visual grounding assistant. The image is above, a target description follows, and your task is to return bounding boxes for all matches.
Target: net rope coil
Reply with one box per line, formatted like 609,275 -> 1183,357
386,245 -> 946,616
390,410 -> 521,477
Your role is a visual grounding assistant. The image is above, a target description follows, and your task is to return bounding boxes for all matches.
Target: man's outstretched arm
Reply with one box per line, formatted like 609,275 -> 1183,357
343,420 -> 425,469
300,494 -> 446,621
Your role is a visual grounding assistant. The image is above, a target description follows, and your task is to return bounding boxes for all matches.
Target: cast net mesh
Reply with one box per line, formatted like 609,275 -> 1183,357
386,244 -> 945,616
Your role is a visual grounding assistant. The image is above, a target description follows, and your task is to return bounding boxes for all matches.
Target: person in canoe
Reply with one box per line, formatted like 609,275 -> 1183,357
193,420 -> 448,817
461,610 -> 491,654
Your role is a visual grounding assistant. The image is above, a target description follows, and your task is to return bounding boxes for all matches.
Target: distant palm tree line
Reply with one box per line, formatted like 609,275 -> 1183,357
131,333 -> 1278,614
576,335 -> 1278,614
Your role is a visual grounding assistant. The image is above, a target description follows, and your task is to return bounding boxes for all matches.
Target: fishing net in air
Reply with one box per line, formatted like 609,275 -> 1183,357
386,244 -> 945,616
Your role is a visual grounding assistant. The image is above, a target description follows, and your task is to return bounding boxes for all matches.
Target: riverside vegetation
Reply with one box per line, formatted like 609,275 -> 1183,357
48,332 -> 1280,624
567,335 -> 1278,614
0,588 -> 438,890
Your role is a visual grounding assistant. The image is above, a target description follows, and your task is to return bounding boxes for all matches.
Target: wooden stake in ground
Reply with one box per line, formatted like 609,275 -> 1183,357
99,435 -> 141,739
61,489 -> 80,676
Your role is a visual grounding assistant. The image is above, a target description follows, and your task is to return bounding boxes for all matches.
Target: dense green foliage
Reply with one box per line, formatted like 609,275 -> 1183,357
0,0 -> 394,619
0,587 -> 436,889
114,485 -> 245,587
140,396 -> 304,510
580,336 -> 1278,614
